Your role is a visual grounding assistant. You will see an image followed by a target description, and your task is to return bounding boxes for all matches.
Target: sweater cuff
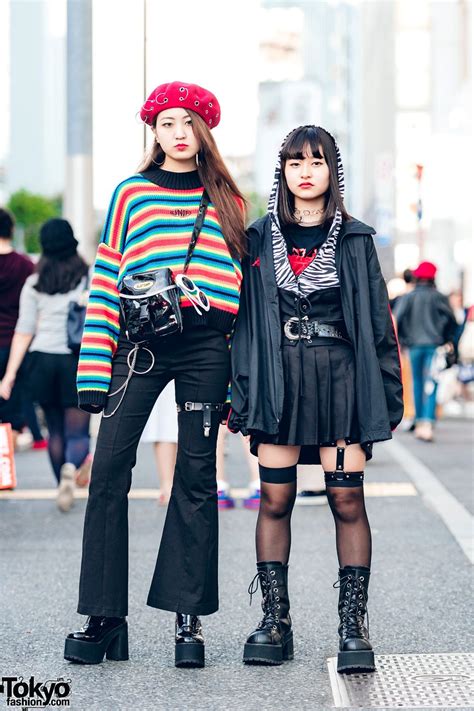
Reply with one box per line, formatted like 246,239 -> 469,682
78,390 -> 107,413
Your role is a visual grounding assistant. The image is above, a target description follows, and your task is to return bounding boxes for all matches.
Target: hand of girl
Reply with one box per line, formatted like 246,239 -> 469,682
0,372 -> 16,401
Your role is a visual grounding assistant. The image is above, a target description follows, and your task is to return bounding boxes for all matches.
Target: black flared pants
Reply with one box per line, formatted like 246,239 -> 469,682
77,327 -> 229,617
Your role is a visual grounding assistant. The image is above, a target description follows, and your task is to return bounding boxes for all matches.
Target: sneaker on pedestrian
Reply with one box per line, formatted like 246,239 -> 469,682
414,421 -> 434,442
57,463 -> 76,512
15,430 -> 33,452
400,418 -> 415,432
32,438 -> 48,450
217,480 -> 235,509
243,484 -> 261,510
295,489 -> 328,506
75,453 -> 93,488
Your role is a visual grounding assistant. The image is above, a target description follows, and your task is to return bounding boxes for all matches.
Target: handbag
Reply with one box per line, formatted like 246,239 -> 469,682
0,422 -> 17,490
430,342 -> 456,384
118,190 -> 210,344
67,272 -> 90,354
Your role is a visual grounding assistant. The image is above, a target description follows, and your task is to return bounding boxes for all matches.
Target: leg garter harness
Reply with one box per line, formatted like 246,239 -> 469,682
176,401 -> 224,437
324,445 -> 364,487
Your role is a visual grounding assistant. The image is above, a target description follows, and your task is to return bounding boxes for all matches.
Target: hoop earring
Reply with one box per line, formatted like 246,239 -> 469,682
196,149 -> 205,167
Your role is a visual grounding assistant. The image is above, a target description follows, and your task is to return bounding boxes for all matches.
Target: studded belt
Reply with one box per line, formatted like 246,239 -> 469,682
283,316 -> 350,343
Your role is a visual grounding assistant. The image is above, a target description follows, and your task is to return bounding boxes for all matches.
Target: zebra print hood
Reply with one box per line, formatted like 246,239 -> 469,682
267,126 -> 344,295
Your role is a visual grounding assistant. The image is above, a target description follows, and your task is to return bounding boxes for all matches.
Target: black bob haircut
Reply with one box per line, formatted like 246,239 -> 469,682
277,125 -> 350,227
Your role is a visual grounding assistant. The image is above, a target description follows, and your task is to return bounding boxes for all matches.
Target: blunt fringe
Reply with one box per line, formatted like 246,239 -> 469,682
277,125 -> 350,227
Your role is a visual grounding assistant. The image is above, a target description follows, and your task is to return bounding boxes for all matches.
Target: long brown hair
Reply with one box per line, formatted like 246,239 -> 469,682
138,110 -> 247,259
277,125 -> 350,227
35,253 -> 89,295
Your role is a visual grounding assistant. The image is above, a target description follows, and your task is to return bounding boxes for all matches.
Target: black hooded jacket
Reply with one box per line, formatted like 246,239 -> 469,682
229,214 -> 403,447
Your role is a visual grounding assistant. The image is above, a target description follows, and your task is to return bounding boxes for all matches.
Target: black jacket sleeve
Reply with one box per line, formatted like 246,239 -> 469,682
228,254 -> 252,434
366,236 -> 404,430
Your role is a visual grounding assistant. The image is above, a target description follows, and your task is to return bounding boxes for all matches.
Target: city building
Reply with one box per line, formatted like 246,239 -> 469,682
7,0 -> 66,198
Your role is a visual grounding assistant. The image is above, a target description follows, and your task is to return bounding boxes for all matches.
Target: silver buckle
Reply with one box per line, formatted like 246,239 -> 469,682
283,316 -> 310,340
184,402 -> 195,411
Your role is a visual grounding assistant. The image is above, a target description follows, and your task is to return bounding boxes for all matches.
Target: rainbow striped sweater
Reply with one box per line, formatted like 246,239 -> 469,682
77,168 -> 243,411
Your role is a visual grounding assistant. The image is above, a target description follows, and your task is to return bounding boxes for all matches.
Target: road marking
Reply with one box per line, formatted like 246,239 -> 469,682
0,482 -> 417,502
232,482 -> 417,498
383,439 -> 474,564
0,488 -> 160,500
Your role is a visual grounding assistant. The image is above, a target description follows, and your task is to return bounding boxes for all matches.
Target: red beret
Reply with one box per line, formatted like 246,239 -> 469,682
140,81 -> 221,129
413,261 -> 437,279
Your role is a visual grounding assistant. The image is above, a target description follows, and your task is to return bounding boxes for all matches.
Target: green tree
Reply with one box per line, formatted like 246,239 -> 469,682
7,189 -> 62,253
245,191 -> 268,223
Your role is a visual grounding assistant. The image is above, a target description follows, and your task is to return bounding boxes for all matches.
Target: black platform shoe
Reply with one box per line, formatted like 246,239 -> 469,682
175,613 -> 205,668
243,561 -> 293,666
334,566 -> 375,674
64,616 -> 128,664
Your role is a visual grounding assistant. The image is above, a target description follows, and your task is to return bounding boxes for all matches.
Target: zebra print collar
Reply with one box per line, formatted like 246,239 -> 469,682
267,126 -> 344,295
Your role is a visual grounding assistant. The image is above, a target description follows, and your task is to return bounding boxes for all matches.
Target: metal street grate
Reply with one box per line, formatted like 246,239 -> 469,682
328,653 -> 474,708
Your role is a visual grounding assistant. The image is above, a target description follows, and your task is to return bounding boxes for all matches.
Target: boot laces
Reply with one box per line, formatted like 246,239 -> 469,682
333,572 -> 369,637
247,569 -> 280,630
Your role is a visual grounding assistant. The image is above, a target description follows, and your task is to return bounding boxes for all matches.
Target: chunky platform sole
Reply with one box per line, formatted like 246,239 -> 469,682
337,648 -> 375,674
175,642 -> 205,668
243,632 -> 294,665
64,622 -> 129,664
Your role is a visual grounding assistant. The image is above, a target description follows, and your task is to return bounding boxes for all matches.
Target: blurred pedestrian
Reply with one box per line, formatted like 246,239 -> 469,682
0,207 -> 34,447
388,269 -> 415,429
64,81 -> 247,669
0,218 -> 91,510
215,426 -> 260,510
456,305 -> 474,398
394,261 -> 457,442
140,381 -> 177,505
229,125 -> 403,672
448,289 -> 468,350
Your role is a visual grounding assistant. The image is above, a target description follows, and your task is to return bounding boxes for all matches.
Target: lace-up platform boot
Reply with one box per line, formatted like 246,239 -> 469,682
175,613 -> 205,668
335,565 -> 375,673
64,616 -> 128,664
243,561 -> 293,665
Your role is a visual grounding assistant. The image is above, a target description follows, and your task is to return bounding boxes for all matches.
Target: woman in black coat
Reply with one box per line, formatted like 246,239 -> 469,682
229,126 -> 403,673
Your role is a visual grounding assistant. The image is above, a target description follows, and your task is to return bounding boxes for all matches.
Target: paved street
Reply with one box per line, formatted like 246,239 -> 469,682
1,418 -> 473,710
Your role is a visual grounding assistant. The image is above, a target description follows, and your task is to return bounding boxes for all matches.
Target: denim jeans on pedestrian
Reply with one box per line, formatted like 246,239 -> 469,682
409,345 -> 438,422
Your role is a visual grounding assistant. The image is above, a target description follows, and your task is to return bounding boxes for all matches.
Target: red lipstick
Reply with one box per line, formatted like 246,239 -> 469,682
299,182 -> 314,188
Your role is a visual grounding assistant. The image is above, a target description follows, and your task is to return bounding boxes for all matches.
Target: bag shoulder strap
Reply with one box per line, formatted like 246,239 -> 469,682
183,190 -> 210,274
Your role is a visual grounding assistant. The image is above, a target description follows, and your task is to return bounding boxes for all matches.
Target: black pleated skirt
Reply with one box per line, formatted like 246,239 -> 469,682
251,340 -> 373,465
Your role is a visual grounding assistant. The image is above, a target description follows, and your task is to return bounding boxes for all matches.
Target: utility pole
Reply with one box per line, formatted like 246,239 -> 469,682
64,0 -> 94,262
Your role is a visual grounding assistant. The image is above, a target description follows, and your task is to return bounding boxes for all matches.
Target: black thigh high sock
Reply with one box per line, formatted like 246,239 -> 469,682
256,464 -> 297,565
325,481 -> 372,568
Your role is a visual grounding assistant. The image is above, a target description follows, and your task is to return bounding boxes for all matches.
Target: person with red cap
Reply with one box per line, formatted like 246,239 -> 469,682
64,81 -> 246,669
394,261 -> 457,441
